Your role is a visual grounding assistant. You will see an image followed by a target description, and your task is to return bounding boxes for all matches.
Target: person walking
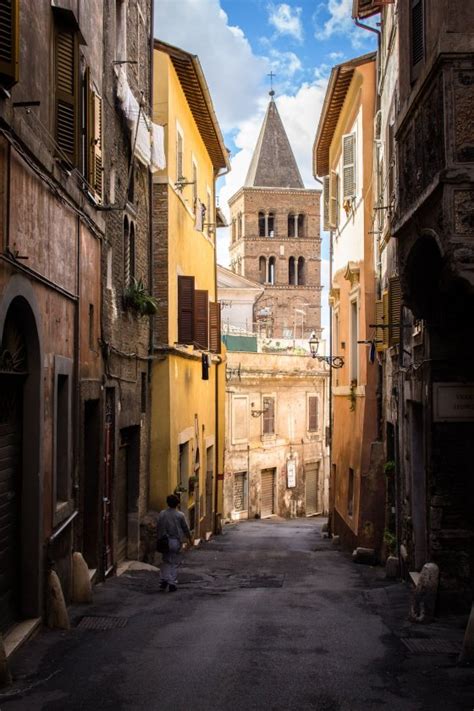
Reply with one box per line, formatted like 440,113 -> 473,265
156,494 -> 193,592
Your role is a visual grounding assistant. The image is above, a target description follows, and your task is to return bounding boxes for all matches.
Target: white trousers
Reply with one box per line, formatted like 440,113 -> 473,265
159,537 -> 182,586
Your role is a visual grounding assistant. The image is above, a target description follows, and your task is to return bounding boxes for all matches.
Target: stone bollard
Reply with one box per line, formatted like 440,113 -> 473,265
0,634 -> 12,687
410,562 -> 439,623
385,555 -> 400,579
47,570 -> 70,630
459,603 -> 474,664
72,552 -> 92,604
352,547 -> 376,565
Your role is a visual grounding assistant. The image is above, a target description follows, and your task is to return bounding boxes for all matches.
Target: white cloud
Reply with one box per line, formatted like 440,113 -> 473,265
154,0 -> 268,131
328,51 -> 344,61
314,0 -> 376,48
269,49 -> 303,79
267,3 -> 303,42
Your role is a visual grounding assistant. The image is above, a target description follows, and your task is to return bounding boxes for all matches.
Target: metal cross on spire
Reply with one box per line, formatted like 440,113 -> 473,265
267,71 -> 276,98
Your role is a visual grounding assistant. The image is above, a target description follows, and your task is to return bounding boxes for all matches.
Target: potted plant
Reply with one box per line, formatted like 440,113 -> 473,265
124,277 -> 158,316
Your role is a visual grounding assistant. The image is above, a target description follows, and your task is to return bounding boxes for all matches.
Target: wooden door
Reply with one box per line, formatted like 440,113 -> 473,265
305,461 -> 321,516
116,431 -> 129,564
261,468 -> 275,518
0,377 -> 22,633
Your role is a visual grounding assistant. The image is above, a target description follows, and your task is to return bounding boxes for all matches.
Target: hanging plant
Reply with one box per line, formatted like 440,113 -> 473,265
124,277 -> 158,316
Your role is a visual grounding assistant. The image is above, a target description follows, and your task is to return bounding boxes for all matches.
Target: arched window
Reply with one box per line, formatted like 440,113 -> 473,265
288,213 -> 295,238
259,256 -> 266,284
258,211 -> 265,237
268,211 -> 275,238
298,257 -> 305,285
289,257 -> 296,285
237,212 -> 242,239
231,218 -> 236,243
298,213 -> 305,237
268,256 -> 276,285
129,222 -> 136,283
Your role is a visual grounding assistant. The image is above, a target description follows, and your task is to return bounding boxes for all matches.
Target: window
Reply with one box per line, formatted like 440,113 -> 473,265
259,256 -> 266,284
388,276 -> 402,346
209,301 -> 221,354
176,126 -> 184,181
297,257 -> 305,286
288,213 -> 295,237
232,395 -> 249,444
232,219 -> 236,243
342,133 -> 356,200
268,212 -> 275,237
115,0 -> 127,61
54,357 -> 73,509
350,299 -> 358,384
262,396 -> 275,435
0,0 -> 19,88
297,214 -> 305,237
177,276 -> 220,352
194,290 -> 209,350
237,212 -> 242,240
86,74 -> 103,203
258,211 -> 265,237
268,257 -> 276,285
347,468 -> 354,517
308,396 -> 318,432
124,218 -> 135,289
411,0 -> 424,69
289,257 -> 295,285
177,275 -> 195,344
54,21 -> 79,164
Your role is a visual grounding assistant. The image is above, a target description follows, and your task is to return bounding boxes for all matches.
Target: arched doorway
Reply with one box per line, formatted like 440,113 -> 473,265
0,284 -> 43,632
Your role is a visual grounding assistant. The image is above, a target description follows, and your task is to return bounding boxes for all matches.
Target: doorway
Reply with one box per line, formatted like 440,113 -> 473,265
83,399 -> 100,569
305,461 -> 321,516
409,402 -> 427,569
261,468 -> 276,517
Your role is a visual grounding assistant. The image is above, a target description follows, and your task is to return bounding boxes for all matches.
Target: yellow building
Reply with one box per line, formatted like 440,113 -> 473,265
151,40 -> 230,536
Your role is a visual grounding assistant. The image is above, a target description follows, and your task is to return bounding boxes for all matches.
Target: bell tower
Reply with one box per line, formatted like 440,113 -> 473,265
228,94 -> 322,339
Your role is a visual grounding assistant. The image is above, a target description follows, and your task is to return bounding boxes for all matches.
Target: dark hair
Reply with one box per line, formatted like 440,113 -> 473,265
167,494 -> 180,508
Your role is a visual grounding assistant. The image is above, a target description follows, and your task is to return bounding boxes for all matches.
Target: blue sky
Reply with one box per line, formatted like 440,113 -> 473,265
154,0 -> 376,335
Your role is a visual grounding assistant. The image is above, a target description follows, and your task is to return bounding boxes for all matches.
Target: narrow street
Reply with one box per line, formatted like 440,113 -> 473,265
2,519 -> 472,711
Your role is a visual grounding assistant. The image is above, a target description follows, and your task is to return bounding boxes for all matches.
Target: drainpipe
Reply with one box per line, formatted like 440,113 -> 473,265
328,229 -> 334,536
147,0 -> 155,510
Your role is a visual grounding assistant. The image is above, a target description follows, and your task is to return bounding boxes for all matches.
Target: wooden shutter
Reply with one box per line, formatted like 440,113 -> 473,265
0,0 -> 19,87
322,175 -> 330,231
193,289 -> 209,350
382,291 -> 389,348
375,299 -> 386,352
209,301 -> 221,354
55,26 -> 78,164
88,79 -> 103,203
329,170 -> 339,229
389,276 -> 402,346
342,133 -> 356,199
308,396 -> 318,432
178,275 -> 195,344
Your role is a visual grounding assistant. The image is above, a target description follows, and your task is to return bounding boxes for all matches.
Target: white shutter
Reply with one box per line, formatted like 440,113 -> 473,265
342,133 -> 356,200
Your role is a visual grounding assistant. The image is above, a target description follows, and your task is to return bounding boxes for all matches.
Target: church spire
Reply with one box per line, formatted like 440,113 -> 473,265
244,96 -> 304,189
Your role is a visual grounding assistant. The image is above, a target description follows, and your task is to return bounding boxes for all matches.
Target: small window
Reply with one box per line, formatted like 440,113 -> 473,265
177,275 -> 195,344
297,257 -> 305,285
54,23 -> 79,165
268,212 -> 275,238
411,0 -> 424,68
268,257 -> 276,285
237,212 -> 242,240
123,216 -> 130,287
232,219 -> 236,243
308,396 -> 318,432
289,257 -> 295,285
288,213 -> 295,238
262,397 -> 275,435
0,0 -> 19,88
176,127 -> 184,181
342,133 -> 356,200
347,468 -> 354,517
297,214 -> 305,237
258,212 -> 265,237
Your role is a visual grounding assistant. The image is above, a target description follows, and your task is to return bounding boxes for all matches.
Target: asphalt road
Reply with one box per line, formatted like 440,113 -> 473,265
2,518 -> 473,710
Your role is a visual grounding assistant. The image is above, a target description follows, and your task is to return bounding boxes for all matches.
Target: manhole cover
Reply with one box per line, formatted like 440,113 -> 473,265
401,638 -> 461,654
77,616 -> 128,630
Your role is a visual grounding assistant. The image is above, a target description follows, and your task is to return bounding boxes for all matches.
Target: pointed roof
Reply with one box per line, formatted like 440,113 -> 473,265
245,96 -> 304,189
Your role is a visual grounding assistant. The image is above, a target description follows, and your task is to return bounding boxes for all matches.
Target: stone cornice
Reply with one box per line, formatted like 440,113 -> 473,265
229,185 -> 321,205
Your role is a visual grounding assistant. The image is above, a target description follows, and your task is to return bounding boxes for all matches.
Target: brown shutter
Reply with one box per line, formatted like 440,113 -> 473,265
88,79 -> 103,204
389,276 -> 402,346
178,275 -> 195,344
323,175 -> 330,231
55,26 -> 78,164
375,299 -> 385,352
209,301 -> 221,354
194,290 -> 209,350
308,396 -> 318,432
382,290 -> 389,348
0,0 -> 19,87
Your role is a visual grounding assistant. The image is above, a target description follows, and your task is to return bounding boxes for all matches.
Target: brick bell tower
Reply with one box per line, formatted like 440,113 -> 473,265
228,91 -> 322,339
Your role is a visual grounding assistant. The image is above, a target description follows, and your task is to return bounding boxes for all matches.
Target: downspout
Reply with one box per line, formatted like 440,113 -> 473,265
213,163 -> 231,533
147,0 -> 155,510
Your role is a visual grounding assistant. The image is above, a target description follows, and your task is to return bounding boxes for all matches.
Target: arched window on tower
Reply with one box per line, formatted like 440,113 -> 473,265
298,257 -> 305,285
268,256 -> 276,285
288,213 -> 295,238
124,216 -> 130,287
289,257 -> 296,285
237,212 -> 242,240
258,212 -> 265,237
298,214 -> 305,237
259,256 -> 267,284
231,218 -> 236,243
268,211 -> 275,238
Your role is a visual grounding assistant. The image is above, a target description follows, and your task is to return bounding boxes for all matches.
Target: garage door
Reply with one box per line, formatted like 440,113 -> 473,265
305,462 -> 321,516
261,468 -> 275,518
0,378 -> 22,634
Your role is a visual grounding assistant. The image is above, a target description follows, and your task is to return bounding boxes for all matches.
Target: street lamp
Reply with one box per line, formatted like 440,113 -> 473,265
308,331 -> 344,369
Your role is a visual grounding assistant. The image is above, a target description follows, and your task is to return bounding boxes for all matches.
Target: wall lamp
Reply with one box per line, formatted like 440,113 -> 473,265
251,401 -> 269,418
309,331 -> 344,369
